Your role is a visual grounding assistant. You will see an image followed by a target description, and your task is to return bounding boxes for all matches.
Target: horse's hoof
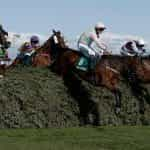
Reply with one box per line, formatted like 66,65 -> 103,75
115,107 -> 121,114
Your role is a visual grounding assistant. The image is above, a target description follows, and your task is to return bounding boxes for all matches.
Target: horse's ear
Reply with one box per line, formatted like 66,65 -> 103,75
57,30 -> 61,35
52,29 -> 56,34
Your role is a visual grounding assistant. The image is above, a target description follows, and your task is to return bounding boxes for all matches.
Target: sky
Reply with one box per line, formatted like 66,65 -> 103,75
0,0 -> 150,39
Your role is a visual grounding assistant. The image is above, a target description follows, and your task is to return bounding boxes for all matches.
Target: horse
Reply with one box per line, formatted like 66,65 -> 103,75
10,30 -> 67,68
33,30 -> 67,67
0,26 -> 11,49
95,55 -> 150,114
97,55 -> 150,83
47,30 -> 122,115
10,42 -> 52,68
48,30 -> 150,115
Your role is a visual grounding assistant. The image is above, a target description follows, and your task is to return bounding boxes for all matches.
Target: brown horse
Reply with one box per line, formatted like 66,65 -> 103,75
95,55 -> 150,86
10,30 -> 67,68
96,55 -> 150,114
10,42 -> 51,68
46,30 -> 122,114
33,30 -> 67,67
47,30 -> 150,114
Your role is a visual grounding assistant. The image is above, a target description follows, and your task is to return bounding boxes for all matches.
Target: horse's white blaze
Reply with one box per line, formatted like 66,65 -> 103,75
53,36 -> 58,44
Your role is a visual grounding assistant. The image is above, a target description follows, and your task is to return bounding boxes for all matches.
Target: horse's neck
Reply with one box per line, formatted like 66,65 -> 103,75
0,34 -> 5,45
36,41 -> 51,53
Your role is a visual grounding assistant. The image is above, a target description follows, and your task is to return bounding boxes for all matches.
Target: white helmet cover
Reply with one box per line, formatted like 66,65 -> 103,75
95,22 -> 106,29
137,39 -> 145,46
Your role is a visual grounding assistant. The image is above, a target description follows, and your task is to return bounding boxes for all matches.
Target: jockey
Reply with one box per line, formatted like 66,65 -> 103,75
30,35 -> 40,49
17,42 -> 34,65
23,42 -> 34,55
78,21 -> 107,70
121,39 -> 146,56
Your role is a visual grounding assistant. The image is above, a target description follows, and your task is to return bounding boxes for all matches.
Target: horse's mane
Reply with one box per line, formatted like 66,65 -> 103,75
35,37 -> 52,53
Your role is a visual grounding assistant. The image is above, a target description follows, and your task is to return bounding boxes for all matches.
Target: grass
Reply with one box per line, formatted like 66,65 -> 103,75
0,126 -> 149,150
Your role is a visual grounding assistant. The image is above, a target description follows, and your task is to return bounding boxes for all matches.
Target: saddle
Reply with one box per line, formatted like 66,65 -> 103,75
76,54 -> 100,72
76,56 -> 89,71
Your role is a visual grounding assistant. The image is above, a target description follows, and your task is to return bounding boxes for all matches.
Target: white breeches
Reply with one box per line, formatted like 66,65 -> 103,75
78,43 -> 100,58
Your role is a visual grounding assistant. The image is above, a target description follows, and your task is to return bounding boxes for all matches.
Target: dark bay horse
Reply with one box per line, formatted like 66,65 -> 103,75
97,55 -> 150,114
48,30 -> 150,115
47,30 -> 122,114
98,55 -> 150,83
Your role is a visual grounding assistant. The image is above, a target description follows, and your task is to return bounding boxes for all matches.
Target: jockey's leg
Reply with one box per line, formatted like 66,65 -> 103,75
88,49 -> 101,71
79,43 -> 90,58
89,55 -> 96,70
78,44 -> 96,70
23,55 -> 31,66
78,43 -> 91,70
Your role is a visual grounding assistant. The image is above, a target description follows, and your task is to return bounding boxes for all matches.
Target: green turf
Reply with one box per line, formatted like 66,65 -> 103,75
0,126 -> 149,150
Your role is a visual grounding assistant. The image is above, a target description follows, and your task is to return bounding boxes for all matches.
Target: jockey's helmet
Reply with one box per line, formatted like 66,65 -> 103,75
30,35 -> 40,44
136,39 -> 145,47
95,22 -> 106,31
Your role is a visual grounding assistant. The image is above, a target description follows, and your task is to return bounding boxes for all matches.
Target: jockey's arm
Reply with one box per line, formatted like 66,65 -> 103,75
94,39 -> 107,54
131,42 -> 139,54
90,34 -> 107,52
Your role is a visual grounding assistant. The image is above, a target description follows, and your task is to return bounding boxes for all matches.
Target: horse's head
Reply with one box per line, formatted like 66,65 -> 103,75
0,27 -> 11,49
35,30 -> 68,61
51,29 -> 68,49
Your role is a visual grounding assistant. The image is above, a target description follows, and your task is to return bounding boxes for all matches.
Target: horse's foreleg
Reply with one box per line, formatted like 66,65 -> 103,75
0,64 -> 6,78
113,89 -> 122,114
101,67 -> 122,114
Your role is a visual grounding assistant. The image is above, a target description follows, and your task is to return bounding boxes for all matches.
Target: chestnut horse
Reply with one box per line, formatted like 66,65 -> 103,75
33,30 -> 67,67
10,42 -> 51,68
10,30 -> 67,68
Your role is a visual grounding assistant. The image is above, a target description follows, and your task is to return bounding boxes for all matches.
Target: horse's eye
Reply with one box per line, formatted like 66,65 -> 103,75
53,36 -> 58,44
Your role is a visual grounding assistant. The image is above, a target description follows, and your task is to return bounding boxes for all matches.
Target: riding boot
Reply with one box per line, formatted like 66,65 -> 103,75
23,55 -> 31,66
